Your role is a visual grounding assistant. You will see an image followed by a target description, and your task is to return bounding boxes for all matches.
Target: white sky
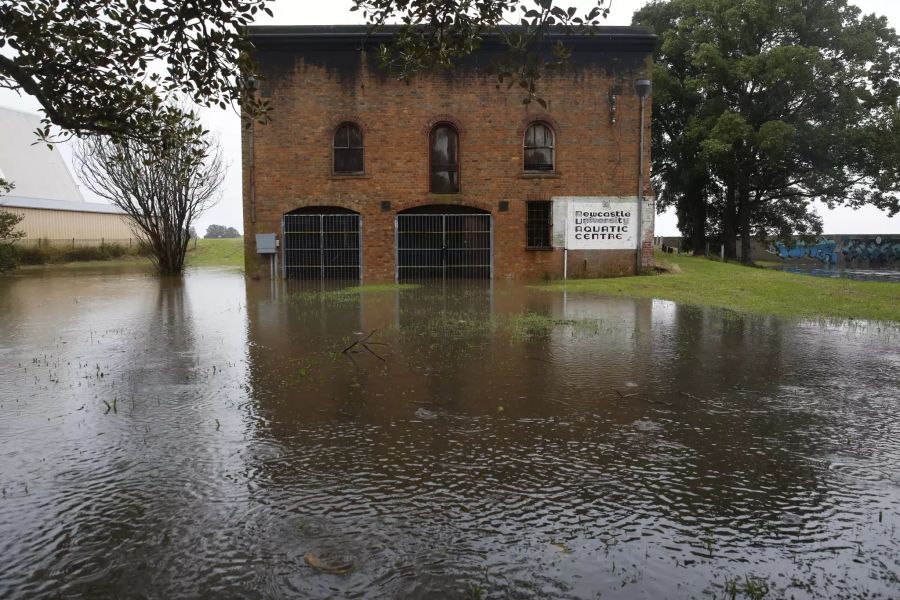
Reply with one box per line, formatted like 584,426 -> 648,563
1,0 -> 898,236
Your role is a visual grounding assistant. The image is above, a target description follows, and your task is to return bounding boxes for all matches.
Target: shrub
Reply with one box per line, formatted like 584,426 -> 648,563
15,242 -> 146,265
0,209 -> 25,272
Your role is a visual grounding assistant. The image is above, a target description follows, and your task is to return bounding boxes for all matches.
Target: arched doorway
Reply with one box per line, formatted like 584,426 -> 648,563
396,205 -> 492,281
282,206 -> 361,281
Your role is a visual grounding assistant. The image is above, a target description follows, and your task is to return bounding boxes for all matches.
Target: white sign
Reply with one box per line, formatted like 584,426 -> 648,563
566,199 -> 637,250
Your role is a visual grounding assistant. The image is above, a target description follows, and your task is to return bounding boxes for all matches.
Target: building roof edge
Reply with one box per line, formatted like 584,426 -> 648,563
248,24 -> 657,51
0,196 -> 126,214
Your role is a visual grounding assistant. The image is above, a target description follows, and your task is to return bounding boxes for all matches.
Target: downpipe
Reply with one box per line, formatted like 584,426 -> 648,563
634,79 -> 652,275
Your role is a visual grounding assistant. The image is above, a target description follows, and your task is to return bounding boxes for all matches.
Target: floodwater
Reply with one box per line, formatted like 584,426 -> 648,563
1,267 -> 899,599
765,264 -> 900,283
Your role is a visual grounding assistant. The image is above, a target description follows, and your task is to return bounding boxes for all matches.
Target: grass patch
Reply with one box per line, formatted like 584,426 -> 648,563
541,251 -> 900,323
185,238 -> 244,268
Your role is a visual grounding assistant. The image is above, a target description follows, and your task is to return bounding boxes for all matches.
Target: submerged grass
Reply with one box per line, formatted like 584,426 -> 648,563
290,283 -> 420,305
724,574 -> 771,600
541,251 -> 900,323
507,312 -> 609,340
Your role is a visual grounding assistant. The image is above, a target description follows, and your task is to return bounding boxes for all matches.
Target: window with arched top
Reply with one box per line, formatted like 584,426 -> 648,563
333,122 -> 364,175
430,123 -> 459,193
524,122 -> 555,172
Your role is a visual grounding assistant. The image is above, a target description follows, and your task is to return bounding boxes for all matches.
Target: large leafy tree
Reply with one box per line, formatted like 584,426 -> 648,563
356,0 -> 612,104
0,0 -> 272,145
205,224 -> 241,239
1,0 -> 611,146
635,0 -> 900,261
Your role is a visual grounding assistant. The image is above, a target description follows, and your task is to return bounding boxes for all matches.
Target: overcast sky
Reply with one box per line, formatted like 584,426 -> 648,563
1,0 -> 898,236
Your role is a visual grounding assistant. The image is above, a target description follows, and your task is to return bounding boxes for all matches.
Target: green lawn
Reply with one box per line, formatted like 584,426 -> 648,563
185,238 -> 244,268
542,252 -> 900,323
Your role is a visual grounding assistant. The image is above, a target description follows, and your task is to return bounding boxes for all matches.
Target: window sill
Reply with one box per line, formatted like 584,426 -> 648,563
526,246 -> 555,252
520,172 -> 561,179
328,174 -> 370,180
427,192 -> 462,199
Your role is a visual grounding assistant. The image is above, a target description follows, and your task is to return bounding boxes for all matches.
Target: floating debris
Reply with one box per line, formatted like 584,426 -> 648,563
303,551 -> 354,575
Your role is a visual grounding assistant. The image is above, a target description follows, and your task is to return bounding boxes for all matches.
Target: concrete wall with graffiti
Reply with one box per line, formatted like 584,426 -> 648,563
764,235 -> 900,268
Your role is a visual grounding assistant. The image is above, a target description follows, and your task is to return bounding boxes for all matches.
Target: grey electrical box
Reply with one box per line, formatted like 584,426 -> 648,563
256,233 -> 277,254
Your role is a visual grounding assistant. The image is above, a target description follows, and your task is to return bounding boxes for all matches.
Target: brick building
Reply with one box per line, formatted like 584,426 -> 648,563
243,25 -> 656,282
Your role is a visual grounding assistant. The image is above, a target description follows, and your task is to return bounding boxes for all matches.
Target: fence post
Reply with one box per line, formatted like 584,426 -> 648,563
721,244 -> 725,262
72,238 -> 75,249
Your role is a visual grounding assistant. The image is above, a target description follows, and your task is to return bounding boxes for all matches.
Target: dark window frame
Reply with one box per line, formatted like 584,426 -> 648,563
429,122 -> 460,194
332,122 -> 365,176
523,122 -> 556,173
526,200 -> 553,250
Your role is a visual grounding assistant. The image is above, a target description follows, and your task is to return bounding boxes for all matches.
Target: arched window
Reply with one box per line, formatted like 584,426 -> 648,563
430,123 -> 459,193
524,122 -> 555,172
333,122 -> 364,175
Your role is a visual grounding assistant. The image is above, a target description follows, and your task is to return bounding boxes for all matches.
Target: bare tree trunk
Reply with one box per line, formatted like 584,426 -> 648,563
690,191 -> 706,257
722,181 -> 737,260
739,188 -> 757,265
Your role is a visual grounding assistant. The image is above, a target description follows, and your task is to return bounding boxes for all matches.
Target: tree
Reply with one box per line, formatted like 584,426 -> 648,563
1,0 -> 269,146
205,225 -> 226,239
355,1 -> 613,105
0,208 -> 24,272
205,224 -> 241,239
75,114 -> 225,276
1,1 -> 610,148
635,0 -> 900,262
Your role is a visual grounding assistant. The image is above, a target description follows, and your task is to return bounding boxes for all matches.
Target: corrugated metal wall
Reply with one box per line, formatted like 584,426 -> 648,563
8,207 -> 138,242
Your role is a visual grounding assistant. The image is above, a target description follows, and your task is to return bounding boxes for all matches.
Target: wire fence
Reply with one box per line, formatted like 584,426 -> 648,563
396,214 -> 492,282
282,214 -> 362,281
15,238 -> 143,249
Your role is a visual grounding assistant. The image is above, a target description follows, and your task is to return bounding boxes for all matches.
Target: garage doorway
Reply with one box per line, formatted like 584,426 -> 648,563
282,207 -> 361,281
396,205 -> 492,282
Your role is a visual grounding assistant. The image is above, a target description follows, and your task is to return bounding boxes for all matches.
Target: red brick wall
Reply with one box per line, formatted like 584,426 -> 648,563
243,49 -> 653,281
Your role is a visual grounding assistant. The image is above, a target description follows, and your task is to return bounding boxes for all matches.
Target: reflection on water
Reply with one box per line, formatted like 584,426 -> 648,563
1,268 -> 899,598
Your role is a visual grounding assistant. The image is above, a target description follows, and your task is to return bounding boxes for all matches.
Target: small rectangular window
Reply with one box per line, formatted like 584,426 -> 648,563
526,201 -> 553,249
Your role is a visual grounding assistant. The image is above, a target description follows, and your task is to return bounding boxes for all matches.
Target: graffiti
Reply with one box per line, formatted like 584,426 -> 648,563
841,237 -> 900,267
772,239 -> 839,265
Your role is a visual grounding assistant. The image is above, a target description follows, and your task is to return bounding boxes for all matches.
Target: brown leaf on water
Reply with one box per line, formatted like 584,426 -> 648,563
550,542 -> 573,554
303,551 -> 354,575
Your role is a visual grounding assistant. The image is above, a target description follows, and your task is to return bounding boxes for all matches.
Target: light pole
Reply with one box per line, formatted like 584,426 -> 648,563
634,79 -> 652,275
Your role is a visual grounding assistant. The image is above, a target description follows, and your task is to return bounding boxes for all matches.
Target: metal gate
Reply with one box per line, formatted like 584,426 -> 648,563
396,214 -> 492,281
282,213 -> 361,281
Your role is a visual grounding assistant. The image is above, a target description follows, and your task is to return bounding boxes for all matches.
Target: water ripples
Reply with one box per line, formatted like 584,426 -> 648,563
1,273 -> 899,598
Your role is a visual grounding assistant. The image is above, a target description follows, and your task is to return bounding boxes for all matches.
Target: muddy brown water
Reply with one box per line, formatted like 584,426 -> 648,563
1,267 -> 899,599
